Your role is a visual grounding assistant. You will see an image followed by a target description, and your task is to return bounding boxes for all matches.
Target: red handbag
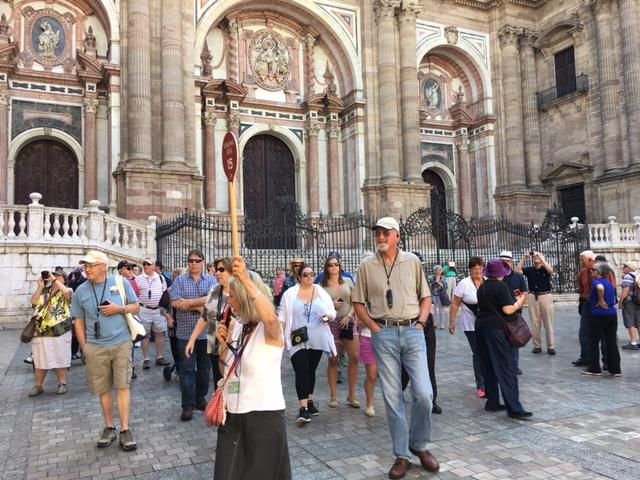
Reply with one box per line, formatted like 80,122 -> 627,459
205,385 -> 228,427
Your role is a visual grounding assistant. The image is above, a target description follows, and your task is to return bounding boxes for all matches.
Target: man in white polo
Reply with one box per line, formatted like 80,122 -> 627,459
135,256 -> 171,369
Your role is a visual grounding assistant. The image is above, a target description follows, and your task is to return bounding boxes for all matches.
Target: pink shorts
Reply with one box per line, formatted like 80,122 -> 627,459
359,336 -> 377,366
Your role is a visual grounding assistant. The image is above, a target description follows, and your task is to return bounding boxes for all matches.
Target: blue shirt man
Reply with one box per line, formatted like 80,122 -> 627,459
169,249 -> 217,421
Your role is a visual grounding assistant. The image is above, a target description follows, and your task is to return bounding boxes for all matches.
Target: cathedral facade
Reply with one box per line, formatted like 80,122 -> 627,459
0,0 -> 638,225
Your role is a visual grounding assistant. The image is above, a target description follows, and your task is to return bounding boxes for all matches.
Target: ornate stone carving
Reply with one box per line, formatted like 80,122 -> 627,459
455,85 -> 465,104
227,113 -> 240,131
22,8 -> 75,68
84,26 -> 96,50
303,32 -> 316,95
83,98 -> 99,114
200,40 -> 212,77
327,125 -> 340,138
398,4 -> 422,25
588,0 -> 613,16
375,0 -> 401,21
424,78 -> 442,110
0,13 -> 11,37
444,26 -> 459,45
0,92 -> 9,105
323,62 -> 337,96
498,25 -> 523,49
306,123 -> 320,136
249,30 -> 291,91
202,111 -> 217,127
225,19 -> 239,83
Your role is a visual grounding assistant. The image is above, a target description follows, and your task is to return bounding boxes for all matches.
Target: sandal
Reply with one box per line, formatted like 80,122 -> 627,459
328,398 -> 338,408
28,385 -> 44,397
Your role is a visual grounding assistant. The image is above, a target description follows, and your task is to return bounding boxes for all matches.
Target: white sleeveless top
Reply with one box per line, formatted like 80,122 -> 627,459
223,321 -> 286,414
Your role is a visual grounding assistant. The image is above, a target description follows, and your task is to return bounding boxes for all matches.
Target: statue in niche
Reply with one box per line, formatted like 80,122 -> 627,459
250,30 -> 291,91
424,78 -> 442,110
38,19 -> 60,58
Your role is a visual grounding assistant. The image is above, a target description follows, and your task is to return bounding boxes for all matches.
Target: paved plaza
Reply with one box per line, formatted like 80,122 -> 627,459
1,305 -> 639,480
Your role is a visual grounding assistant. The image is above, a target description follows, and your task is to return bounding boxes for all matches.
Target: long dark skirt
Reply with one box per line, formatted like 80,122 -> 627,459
214,409 -> 292,480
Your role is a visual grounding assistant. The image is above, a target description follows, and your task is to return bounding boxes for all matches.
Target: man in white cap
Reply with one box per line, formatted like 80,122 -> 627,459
71,250 -> 140,451
352,217 -> 439,479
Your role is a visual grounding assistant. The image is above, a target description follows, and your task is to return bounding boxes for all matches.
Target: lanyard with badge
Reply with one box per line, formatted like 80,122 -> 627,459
90,281 -> 108,339
380,249 -> 399,309
223,307 -> 255,395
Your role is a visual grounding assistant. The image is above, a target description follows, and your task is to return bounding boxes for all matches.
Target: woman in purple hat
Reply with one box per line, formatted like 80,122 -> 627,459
475,259 -> 531,419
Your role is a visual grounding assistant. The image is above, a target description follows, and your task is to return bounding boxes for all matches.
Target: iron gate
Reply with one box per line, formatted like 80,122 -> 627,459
156,205 -> 589,293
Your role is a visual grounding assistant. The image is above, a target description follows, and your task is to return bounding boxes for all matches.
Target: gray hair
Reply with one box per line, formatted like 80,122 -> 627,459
594,263 -> 613,278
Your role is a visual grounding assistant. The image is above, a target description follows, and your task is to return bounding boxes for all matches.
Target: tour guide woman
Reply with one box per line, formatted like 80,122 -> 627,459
475,259 -> 531,419
191,257 -> 291,479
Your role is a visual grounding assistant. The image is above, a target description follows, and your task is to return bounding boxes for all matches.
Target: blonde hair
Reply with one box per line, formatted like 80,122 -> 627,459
229,272 -> 274,324
172,267 -> 185,280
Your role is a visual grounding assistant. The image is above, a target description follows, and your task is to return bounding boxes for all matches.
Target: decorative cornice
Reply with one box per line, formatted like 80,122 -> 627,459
451,0 -> 550,10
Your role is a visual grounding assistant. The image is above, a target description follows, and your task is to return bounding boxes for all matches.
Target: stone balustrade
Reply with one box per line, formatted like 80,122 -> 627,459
0,193 -> 157,323
581,216 -> 640,249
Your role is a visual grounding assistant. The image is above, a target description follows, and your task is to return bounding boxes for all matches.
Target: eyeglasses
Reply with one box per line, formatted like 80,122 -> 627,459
375,229 -> 393,237
83,263 -> 101,270
301,272 -> 315,278
327,263 -> 340,267
188,258 -> 204,264
142,262 -> 152,267
120,266 -> 131,271
215,267 -> 227,273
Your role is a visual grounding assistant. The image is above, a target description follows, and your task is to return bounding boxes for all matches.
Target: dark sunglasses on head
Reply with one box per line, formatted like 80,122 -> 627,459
215,267 -> 227,273
188,258 -> 204,264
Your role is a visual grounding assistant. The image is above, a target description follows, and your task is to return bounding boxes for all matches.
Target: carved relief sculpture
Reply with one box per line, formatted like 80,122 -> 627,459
38,19 -> 60,58
249,30 -> 291,91
22,8 -> 75,68
444,26 -> 459,45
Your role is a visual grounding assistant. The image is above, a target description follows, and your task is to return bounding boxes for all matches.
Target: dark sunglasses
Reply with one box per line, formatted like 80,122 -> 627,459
142,262 -> 152,266
327,263 -> 340,267
301,272 -> 315,278
215,267 -> 227,273
121,266 -> 132,271
188,258 -> 204,264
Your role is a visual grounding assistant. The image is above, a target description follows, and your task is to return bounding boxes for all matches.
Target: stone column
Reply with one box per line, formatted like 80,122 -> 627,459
618,0 -> 640,165
398,3 -> 422,182
83,98 -> 99,204
327,124 -> 340,215
306,124 -> 320,214
161,0 -> 185,167
203,111 -> 217,210
0,91 -> 8,204
498,25 -> 526,187
519,31 -> 543,187
126,0 -> 152,166
303,33 -> 316,97
376,0 -> 402,183
591,0 -> 623,170
456,138 -> 472,218
226,20 -> 240,83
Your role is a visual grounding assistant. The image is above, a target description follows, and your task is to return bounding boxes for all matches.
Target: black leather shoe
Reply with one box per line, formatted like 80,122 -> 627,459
532,347 -> 542,353
485,403 -> 506,412
508,410 -> 532,419
388,458 -> 411,479
572,359 -> 587,366
431,403 -> 442,414
547,348 -> 556,355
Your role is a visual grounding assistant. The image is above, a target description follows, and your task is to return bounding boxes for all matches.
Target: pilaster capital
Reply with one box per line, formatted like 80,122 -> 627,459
588,0 -> 613,16
303,32 -> 316,50
306,123 -> 320,137
456,138 -> 470,151
519,30 -> 538,50
226,18 -> 239,35
227,113 -> 240,130
327,125 -> 340,138
202,111 -> 217,127
0,92 -> 9,106
83,98 -> 99,114
397,4 -> 422,25
375,0 -> 401,21
498,25 -> 523,49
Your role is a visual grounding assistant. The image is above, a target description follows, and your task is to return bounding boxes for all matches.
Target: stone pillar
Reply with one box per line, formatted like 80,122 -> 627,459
375,0 -> 402,183
0,91 -> 8,204
327,124 -> 340,215
618,0 -> 640,165
306,124 -> 320,214
203,111 -> 217,210
83,98 -> 99,204
519,32 -> 543,187
591,0 -> 623,171
303,33 -> 316,97
398,3 -> 422,182
498,25 -> 526,187
456,138 -> 472,218
161,0 -> 185,167
126,0 -> 152,166
226,20 -> 239,83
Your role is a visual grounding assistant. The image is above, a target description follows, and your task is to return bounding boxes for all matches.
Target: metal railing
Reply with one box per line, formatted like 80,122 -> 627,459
537,74 -> 589,110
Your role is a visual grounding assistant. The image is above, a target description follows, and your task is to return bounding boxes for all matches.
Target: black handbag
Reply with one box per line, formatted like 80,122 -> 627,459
291,326 -> 308,346
339,322 -> 354,340
20,315 -> 37,343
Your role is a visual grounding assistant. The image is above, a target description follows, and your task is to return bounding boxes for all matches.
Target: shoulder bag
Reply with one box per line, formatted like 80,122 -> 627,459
291,287 -> 313,346
115,276 -> 146,342
20,315 -> 38,343
480,283 -> 532,348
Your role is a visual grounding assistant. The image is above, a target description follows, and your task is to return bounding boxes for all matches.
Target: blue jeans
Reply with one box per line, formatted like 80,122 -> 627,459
177,338 -> 210,408
579,300 -> 592,361
372,326 -> 433,460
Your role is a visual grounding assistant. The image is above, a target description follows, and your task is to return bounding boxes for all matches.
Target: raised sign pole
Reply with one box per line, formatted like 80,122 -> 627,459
222,132 -> 239,257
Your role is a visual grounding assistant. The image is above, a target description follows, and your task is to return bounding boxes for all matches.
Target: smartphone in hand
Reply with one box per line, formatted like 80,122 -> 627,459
514,289 -> 522,297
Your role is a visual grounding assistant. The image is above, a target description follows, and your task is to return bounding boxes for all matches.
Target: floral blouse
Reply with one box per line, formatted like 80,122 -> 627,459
34,288 -> 71,337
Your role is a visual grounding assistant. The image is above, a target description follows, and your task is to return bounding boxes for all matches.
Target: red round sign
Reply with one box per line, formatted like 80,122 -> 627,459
222,132 -> 238,182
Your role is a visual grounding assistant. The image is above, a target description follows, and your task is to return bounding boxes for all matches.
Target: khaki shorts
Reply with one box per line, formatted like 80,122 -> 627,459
84,341 -> 133,395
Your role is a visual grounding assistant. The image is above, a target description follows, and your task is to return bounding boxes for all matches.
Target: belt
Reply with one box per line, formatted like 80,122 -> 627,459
140,304 -> 159,310
532,291 -> 551,295
373,318 -> 417,328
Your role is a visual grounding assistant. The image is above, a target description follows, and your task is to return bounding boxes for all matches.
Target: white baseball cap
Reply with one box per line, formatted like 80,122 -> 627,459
79,250 -> 109,266
371,217 -> 400,232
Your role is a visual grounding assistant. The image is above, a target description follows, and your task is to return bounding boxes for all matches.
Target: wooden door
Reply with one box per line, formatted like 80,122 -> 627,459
242,134 -> 296,248
14,140 -> 78,208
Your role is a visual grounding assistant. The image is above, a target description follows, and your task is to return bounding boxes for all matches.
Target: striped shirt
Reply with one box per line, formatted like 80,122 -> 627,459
170,272 -> 217,340
135,272 -> 166,308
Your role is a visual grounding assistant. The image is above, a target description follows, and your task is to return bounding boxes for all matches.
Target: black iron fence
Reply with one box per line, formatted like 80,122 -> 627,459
156,205 -> 589,294
537,74 -> 589,110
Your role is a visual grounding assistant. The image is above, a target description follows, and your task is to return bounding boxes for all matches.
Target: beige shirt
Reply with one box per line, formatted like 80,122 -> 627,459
352,250 -> 430,321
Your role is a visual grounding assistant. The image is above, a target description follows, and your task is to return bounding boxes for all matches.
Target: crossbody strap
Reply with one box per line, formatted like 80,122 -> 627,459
478,281 -> 507,323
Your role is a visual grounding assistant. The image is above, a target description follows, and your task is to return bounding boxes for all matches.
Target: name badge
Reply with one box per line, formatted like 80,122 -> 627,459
110,286 -> 119,294
228,380 -> 240,394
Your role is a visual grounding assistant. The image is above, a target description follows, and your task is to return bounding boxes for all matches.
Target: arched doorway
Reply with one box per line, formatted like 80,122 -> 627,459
14,140 -> 79,208
422,168 -> 449,248
242,134 -> 296,248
